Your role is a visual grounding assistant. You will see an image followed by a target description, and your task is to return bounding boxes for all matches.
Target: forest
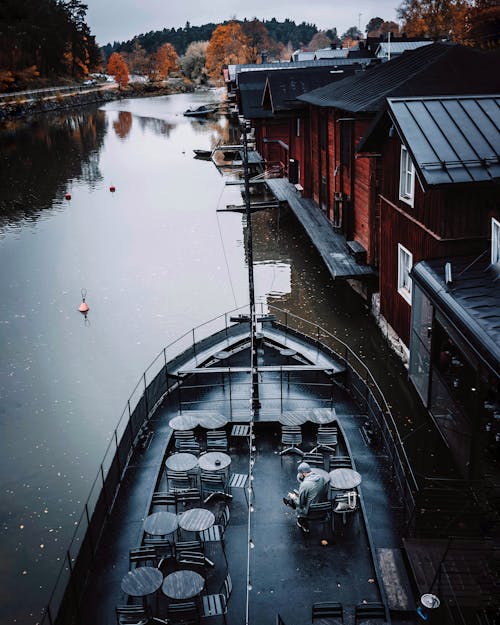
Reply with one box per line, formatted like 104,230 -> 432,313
102,19 -> 319,60
0,0 -> 101,90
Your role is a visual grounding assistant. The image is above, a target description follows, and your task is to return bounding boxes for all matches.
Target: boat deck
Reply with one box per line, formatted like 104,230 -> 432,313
80,344 -> 417,625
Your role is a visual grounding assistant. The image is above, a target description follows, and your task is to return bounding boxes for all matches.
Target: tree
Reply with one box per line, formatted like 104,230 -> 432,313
341,26 -> 363,47
465,1 -> 500,47
365,17 -> 384,34
241,19 -> 271,63
397,0 -> 469,41
107,52 -> 129,88
151,43 -> 178,80
180,41 -> 209,82
126,41 -> 149,75
308,31 -> 332,50
205,21 -> 250,81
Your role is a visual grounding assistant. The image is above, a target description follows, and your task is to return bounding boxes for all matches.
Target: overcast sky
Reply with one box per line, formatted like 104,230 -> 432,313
85,0 -> 400,46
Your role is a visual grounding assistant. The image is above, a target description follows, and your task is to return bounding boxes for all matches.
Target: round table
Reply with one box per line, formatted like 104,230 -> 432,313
121,566 -> 163,598
165,452 -> 198,472
143,511 -> 179,536
198,451 -> 231,471
329,468 -> 362,490
310,408 -> 336,424
162,570 -> 205,600
198,413 -> 228,429
278,411 -> 309,426
178,507 -> 215,532
169,414 -> 198,431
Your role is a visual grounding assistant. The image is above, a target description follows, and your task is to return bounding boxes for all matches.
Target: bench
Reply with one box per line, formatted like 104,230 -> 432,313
346,240 -> 367,264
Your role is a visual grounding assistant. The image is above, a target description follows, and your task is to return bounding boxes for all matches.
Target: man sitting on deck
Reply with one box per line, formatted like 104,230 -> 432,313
283,462 -> 329,532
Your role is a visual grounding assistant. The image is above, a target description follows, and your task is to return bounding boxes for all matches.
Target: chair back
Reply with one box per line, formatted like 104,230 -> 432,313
307,501 -> 332,520
334,491 -> 358,512
175,487 -> 201,508
167,600 -> 200,624
303,452 -> 324,468
328,455 -> 352,470
152,491 -> 177,510
354,601 -> 386,623
317,426 -> 338,444
312,601 -> 343,621
129,546 -> 157,568
220,504 -> 230,528
206,430 -> 228,451
115,604 -> 150,624
281,425 -> 302,443
166,470 -> 192,490
222,572 -> 233,599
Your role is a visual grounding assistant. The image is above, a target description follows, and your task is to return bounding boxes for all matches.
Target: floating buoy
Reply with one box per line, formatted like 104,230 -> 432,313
78,288 -> 89,313
65,193 -> 71,200
109,185 -> 115,192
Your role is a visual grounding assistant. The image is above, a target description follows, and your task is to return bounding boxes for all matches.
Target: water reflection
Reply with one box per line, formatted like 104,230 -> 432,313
112,111 -> 133,139
0,109 -> 107,230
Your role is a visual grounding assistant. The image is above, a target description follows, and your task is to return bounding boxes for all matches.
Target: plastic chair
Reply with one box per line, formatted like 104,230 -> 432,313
227,471 -> 249,504
115,605 -> 151,625
128,546 -> 158,569
201,572 -> 232,624
354,602 -> 386,623
311,426 -> 338,454
302,452 -> 325,469
206,430 -> 228,452
279,425 -> 304,457
167,601 -> 200,624
200,472 -> 228,503
151,491 -> 177,511
199,505 -> 230,565
328,455 -> 352,470
305,501 -> 333,535
312,601 -> 344,624
174,431 -> 200,454
175,487 -> 202,510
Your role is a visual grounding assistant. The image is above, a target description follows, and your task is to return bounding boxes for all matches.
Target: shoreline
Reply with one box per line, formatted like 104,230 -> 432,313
0,81 -> 196,121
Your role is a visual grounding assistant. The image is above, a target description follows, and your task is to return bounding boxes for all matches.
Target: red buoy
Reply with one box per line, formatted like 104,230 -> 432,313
65,193 -> 72,200
78,288 -> 89,313
109,185 -> 116,192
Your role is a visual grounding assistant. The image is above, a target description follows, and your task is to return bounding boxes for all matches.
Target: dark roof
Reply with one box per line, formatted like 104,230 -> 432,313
229,58 -> 373,82
389,95 -> 500,187
298,43 -> 500,113
262,65 -> 362,113
411,254 -> 500,377
238,62 -> 369,119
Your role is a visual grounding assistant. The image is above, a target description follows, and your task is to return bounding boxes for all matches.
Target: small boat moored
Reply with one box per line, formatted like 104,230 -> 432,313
183,104 -> 219,117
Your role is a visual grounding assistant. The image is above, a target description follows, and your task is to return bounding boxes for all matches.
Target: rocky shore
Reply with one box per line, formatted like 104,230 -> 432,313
0,81 -> 195,120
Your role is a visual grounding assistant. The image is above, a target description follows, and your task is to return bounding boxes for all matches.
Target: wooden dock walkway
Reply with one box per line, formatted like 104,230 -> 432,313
266,178 -> 375,280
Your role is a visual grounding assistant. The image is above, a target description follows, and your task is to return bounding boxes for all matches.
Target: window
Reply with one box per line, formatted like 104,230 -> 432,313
296,118 -> 300,137
398,244 -> 413,304
492,218 -> 500,264
399,145 -> 415,206
319,116 -> 327,150
340,122 -> 352,168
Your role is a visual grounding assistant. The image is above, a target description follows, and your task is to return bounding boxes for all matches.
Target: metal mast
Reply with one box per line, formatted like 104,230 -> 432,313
241,122 -> 260,410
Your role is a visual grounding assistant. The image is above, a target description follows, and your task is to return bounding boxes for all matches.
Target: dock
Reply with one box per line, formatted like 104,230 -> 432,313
266,178 -> 375,281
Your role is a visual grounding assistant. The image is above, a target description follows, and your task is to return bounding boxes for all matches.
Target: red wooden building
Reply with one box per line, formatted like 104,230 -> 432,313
359,94 -> 500,475
298,43 -> 500,270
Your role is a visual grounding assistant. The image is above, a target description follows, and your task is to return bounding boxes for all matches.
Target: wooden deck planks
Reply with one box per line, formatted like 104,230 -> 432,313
266,178 -> 375,280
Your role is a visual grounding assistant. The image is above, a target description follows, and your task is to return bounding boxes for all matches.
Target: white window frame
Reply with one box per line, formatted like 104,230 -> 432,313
398,243 -> 413,304
399,145 -> 415,206
492,218 -> 500,264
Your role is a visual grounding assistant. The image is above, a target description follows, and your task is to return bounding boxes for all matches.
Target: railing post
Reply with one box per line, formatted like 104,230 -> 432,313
164,348 -> 169,393
114,429 -> 121,476
228,368 -> 232,419
143,373 -> 149,418
84,503 -> 94,558
192,328 -> 196,360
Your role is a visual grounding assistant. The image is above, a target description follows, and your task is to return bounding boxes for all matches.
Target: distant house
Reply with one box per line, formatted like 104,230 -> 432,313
298,43 -> 500,273
359,94 -> 500,477
374,40 -> 433,61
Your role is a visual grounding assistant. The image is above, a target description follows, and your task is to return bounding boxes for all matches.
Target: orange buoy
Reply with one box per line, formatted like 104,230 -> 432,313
109,185 -> 116,192
78,288 -> 89,313
65,193 -> 72,200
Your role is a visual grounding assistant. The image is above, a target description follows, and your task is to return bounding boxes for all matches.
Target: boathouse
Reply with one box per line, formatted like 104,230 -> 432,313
298,43 -> 500,271
359,93 -> 500,475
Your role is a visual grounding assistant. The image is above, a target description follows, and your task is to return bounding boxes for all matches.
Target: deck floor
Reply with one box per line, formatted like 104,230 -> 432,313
80,344 -> 417,625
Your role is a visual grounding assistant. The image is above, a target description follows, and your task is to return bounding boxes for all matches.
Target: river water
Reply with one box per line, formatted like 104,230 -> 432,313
0,90 -> 417,624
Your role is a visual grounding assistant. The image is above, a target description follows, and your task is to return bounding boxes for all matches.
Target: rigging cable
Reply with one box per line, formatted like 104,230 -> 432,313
215,183 -> 238,308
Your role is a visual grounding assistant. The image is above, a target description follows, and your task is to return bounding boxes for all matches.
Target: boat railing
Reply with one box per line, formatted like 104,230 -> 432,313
40,303 -> 418,625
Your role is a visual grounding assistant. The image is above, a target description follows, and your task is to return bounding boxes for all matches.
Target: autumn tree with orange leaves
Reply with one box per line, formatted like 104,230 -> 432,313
398,0 -> 469,41
151,43 -> 178,80
205,21 -> 251,80
107,52 -> 129,88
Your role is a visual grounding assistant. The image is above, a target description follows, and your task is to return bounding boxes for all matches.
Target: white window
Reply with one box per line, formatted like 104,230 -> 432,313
398,244 -> 413,304
492,218 -> 500,264
399,145 -> 415,206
